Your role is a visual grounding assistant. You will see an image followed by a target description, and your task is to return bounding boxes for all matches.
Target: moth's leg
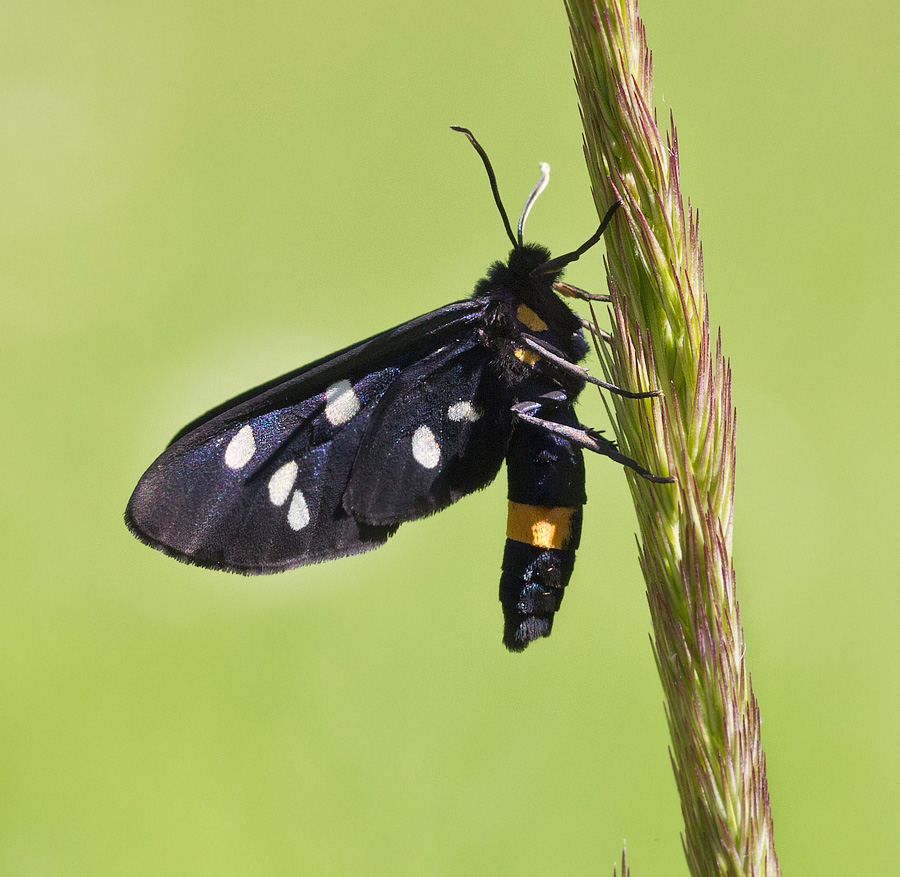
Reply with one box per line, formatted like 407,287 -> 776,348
576,316 -> 614,345
556,282 -> 614,343
510,402 -> 675,484
552,281 -> 611,302
520,335 -> 659,400
516,389 -> 569,411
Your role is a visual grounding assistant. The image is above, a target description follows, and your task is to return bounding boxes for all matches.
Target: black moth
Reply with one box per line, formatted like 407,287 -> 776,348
126,127 -> 670,651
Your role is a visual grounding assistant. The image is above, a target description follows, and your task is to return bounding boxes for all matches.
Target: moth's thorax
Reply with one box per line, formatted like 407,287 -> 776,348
472,243 -> 588,371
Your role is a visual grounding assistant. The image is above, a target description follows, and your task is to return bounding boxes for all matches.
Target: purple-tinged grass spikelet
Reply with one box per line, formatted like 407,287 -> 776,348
566,1 -> 780,874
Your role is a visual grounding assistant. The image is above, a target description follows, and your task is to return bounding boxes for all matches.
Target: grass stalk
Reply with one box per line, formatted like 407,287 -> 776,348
564,1 -> 780,873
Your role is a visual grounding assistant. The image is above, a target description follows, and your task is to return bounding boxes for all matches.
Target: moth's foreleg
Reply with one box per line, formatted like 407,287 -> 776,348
552,281 -> 611,302
550,280 -> 613,340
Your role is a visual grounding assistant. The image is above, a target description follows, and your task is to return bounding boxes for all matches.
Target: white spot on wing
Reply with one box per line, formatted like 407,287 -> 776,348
287,489 -> 310,530
447,401 -> 481,422
324,380 -> 360,425
224,424 -> 256,469
268,460 -> 298,506
411,425 -> 440,469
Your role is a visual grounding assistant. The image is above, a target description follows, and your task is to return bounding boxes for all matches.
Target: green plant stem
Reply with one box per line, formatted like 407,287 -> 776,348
565,2 -> 780,874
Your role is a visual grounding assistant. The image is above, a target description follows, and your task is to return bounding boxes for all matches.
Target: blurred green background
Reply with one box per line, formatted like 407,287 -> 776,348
3,0 -> 898,873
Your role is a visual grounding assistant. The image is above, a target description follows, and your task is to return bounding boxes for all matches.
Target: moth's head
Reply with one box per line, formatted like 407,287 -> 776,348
506,242 -> 555,283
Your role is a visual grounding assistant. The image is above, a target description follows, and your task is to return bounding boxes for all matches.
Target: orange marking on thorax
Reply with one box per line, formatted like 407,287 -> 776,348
516,304 -> 548,333
513,347 -> 539,366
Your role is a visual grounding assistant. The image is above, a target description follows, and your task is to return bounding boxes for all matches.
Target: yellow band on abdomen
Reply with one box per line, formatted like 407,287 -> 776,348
506,501 -> 575,550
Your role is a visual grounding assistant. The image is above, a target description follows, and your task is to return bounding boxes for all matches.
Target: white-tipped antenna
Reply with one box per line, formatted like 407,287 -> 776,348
517,162 -> 550,245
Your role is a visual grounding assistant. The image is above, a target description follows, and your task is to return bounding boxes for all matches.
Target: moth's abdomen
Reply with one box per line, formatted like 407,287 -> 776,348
499,399 -> 586,651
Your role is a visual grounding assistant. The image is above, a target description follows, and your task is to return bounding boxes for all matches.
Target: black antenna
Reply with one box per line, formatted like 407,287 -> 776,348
451,126 -> 517,249
532,200 -> 622,276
